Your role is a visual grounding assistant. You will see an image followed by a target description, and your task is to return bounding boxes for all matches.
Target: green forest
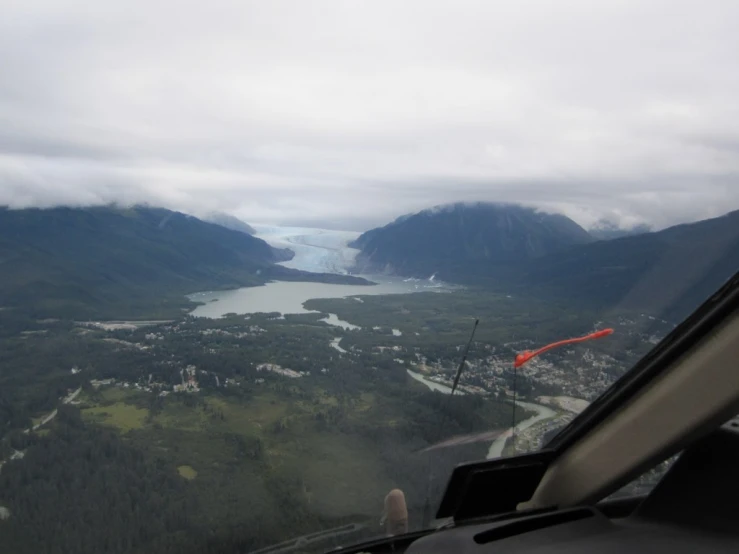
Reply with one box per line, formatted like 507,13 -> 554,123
0,302 -> 536,553
0,283 -> 671,554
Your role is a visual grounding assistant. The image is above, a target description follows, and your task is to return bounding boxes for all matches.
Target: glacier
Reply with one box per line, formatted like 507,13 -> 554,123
252,225 -> 361,274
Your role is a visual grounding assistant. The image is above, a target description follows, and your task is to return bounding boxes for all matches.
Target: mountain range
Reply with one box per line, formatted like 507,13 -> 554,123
525,209 -> 739,319
350,203 -> 739,321
0,206 -> 366,319
350,203 -> 593,276
1,202 -> 736,322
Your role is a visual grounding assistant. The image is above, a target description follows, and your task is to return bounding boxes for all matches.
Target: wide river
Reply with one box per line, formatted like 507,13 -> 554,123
189,276 -> 447,318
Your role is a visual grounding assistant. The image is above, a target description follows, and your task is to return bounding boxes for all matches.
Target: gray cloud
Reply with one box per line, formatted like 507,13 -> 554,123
0,0 -> 737,231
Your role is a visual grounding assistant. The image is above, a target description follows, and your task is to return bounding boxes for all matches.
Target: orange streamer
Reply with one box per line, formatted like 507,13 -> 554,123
514,328 -> 614,368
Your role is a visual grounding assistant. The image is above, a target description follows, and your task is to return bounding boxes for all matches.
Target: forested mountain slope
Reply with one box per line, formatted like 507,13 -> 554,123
525,209 -> 739,320
350,202 -> 593,277
0,206 -> 364,319
350,203 -> 739,320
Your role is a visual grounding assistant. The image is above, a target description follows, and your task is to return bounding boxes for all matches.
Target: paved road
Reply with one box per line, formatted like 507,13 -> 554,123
1,386 -> 84,474
29,387 -> 82,431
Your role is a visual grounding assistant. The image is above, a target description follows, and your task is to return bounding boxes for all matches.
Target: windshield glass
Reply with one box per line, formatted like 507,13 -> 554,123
1,2 -> 738,554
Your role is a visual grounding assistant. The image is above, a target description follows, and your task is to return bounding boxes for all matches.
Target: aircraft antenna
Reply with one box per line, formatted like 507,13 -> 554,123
421,318 -> 479,528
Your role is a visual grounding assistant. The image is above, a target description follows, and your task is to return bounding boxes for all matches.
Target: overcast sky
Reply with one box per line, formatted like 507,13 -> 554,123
1,0 -> 737,231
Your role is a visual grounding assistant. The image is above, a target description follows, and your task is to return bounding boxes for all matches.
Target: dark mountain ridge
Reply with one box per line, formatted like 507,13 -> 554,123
0,205 -> 367,319
351,203 -> 739,320
350,202 -> 593,277
525,209 -> 739,320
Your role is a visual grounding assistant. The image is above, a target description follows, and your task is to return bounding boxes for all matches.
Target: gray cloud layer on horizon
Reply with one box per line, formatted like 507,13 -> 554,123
1,0 -> 738,231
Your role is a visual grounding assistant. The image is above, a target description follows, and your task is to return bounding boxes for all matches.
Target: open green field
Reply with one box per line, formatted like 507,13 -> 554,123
81,401 -> 149,432
177,465 -> 198,480
79,387 -> 152,432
